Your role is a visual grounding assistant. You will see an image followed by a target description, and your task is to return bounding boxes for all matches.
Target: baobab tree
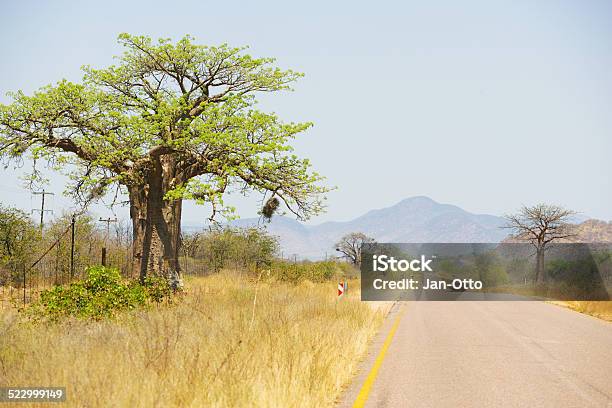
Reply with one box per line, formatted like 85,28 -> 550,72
504,204 -> 576,283
334,232 -> 376,266
0,34 -> 329,289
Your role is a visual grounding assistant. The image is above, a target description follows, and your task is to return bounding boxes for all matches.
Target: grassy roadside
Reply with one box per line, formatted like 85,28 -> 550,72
548,301 -> 612,322
0,271 -> 385,407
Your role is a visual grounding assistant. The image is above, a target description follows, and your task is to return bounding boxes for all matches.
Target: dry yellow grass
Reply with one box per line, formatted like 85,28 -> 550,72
549,301 -> 612,322
0,271 -> 384,407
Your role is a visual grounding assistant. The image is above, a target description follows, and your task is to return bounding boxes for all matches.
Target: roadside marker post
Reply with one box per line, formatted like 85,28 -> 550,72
338,281 -> 347,297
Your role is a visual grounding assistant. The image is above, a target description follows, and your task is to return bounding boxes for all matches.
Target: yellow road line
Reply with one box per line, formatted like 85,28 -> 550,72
352,306 -> 405,408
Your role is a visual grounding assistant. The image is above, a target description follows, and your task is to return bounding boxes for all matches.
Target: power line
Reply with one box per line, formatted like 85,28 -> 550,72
31,190 -> 54,232
99,217 -> 118,242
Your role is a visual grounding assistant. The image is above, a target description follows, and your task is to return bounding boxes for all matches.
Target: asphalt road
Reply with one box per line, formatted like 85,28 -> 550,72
340,302 -> 612,408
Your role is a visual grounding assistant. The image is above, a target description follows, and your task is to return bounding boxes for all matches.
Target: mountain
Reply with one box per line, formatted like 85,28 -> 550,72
563,219 -> 612,243
225,196 -> 510,259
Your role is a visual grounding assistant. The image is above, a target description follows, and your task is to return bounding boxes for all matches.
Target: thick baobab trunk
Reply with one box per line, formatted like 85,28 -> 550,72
129,156 -> 183,289
535,247 -> 545,284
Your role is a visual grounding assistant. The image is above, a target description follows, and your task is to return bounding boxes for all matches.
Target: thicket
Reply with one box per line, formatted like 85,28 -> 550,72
0,203 -> 357,318
182,227 -> 279,273
0,206 -> 133,287
0,205 -> 39,285
182,227 -> 357,282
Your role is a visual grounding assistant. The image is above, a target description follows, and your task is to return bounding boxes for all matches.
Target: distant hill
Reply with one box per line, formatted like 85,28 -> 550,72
222,196 -> 510,259
502,219 -> 612,245
564,219 -> 612,243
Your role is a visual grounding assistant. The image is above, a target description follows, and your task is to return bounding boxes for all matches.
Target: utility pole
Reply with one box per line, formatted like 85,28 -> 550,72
32,190 -> 54,233
98,217 -> 117,267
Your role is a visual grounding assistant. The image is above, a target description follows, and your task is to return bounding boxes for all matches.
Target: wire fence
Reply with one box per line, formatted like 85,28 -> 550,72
0,215 -> 212,309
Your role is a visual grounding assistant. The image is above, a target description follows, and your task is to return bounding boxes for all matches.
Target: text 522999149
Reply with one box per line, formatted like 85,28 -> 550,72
0,387 -> 66,403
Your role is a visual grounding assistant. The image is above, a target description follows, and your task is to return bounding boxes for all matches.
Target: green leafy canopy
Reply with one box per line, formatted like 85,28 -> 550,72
0,33 -> 330,220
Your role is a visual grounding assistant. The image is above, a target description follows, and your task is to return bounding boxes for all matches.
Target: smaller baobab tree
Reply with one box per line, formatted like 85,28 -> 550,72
334,232 -> 375,266
503,204 -> 576,284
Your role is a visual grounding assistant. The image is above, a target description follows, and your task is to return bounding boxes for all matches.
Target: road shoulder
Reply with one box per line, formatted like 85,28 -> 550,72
337,302 -> 406,408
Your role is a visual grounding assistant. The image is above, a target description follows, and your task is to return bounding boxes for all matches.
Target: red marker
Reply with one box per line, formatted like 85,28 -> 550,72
338,281 -> 347,297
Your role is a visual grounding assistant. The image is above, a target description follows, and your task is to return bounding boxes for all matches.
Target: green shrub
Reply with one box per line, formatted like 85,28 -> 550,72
142,275 -> 173,303
28,266 -> 172,321
482,264 -> 510,287
184,227 -> 279,273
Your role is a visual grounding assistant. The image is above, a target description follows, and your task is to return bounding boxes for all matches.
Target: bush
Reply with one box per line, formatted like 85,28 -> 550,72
268,260 -> 355,283
142,275 -> 173,303
185,227 -> 279,273
28,266 -> 173,321
478,264 -> 509,287
0,205 -> 39,286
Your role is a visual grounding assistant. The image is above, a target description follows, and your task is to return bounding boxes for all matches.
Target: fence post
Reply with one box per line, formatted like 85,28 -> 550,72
70,215 -> 76,279
55,239 -> 61,285
101,247 -> 107,267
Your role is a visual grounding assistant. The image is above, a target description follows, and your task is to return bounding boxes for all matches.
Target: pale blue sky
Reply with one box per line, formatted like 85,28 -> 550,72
0,0 -> 611,226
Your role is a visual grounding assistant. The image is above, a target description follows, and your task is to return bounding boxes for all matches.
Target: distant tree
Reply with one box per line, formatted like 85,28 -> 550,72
181,232 -> 202,258
0,205 -> 39,284
334,232 -> 375,266
0,34 -> 329,289
503,204 -> 576,283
